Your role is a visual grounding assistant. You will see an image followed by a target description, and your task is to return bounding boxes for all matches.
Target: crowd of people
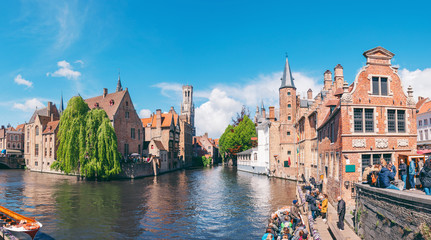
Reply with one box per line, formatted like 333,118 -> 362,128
262,178 -> 348,239
362,157 -> 431,195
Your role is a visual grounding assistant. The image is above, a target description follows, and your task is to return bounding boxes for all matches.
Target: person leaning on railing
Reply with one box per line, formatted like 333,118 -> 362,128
419,159 -> 431,195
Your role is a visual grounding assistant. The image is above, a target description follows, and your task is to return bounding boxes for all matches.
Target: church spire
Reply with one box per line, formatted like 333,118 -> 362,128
59,92 -> 64,115
116,71 -> 123,92
280,54 -> 295,89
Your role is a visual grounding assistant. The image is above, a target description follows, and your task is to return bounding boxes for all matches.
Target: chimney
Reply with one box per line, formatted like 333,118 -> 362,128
156,109 -> 162,128
307,89 -> 313,100
170,106 -> 174,113
324,70 -> 332,91
103,88 -> 108,97
51,113 -> 54,122
334,64 -> 344,89
262,108 -> 266,119
269,106 -> 275,121
47,101 -> 52,117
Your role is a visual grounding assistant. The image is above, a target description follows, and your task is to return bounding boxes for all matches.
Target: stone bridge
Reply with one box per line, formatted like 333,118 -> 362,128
0,157 -> 25,169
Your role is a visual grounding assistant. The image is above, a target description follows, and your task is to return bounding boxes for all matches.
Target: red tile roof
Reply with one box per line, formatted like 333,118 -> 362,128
42,120 -> 60,134
85,90 -> 127,120
417,97 -> 429,111
15,124 -> 24,132
333,88 -> 344,96
142,111 -> 179,128
325,99 -> 340,106
141,117 -> 152,127
418,100 -> 431,115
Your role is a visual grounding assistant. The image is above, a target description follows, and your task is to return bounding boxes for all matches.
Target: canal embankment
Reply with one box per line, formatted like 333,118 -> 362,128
355,183 -> 431,240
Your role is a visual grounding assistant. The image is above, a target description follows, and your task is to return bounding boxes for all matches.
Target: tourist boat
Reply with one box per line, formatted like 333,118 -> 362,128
0,205 -> 42,240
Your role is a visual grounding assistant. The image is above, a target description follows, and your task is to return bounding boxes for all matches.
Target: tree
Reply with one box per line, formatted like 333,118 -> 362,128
231,105 -> 250,126
219,114 -> 256,161
202,156 -> 212,166
52,96 -> 121,179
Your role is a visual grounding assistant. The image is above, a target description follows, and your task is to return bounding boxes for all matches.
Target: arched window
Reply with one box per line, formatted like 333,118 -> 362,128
288,116 -> 291,121
12,144 -> 15,149
17,143 -> 20,149
287,92 -> 291,96
288,104 -> 291,108
7,143 -> 10,148
35,126 -> 39,136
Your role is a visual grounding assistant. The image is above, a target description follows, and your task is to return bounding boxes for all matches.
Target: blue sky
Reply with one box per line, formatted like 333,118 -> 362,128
1,0 -> 431,138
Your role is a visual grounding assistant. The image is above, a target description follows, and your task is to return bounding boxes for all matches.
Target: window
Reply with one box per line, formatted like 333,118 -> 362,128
138,129 -> 141,140
35,126 -> 39,136
138,144 -> 141,154
354,108 -> 374,133
288,116 -> 291,121
288,151 -> 291,155
10,135 -> 12,141
425,130 -> 429,140
398,110 -> 405,132
419,120 -> 423,127
27,145 -> 29,153
124,143 -> 129,156
15,136 -> 18,141
420,131 -> 424,141
354,109 -> 363,132
35,144 -> 39,156
365,109 -> 374,132
131,128 -> 135,139
126,101 -> 129,106
49,148 -> 52,157
362,154 -> 371,173
287,92 -> 291,96
35,161 -> 38,166
27,129 -> 29,140
45,137 -> 47,142
125,112 -> 129,119
17,143 -> 20,149
44,148 -> 47,157
388,109 -> 405,133
287,131 -> 291,136
425,119 -> 429,126
288,104 -> 291,108
371,76 -> 389,96
12,144 -> 15,149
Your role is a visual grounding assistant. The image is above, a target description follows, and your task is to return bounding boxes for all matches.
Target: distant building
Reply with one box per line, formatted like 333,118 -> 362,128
417,97 -> 431,153
0,124 -> 25,156
84,78 -> 143,159
24,101 -> 60,171
193,133 -> 219,164
142,108 -> 181,172
181,85 -> 195,136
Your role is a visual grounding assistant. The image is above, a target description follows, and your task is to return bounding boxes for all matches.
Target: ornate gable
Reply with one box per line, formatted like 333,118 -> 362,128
363,46 -> 395,66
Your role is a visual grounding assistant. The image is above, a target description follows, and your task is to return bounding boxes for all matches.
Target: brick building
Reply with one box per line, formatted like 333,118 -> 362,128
142,108 -> 181,172
85,78 -> 143,159
24,101 -> 60,171
416,97 -> 431,152
0,124 -> 25,156
193,133 -> 219,164
269,47 -> 417,208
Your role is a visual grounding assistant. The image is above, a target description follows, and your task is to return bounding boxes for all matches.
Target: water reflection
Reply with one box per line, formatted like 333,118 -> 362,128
0,167 -> 296,239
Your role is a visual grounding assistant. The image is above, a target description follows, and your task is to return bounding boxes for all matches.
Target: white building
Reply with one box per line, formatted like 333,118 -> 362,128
417,97 -> 431,155
237,104 -> 272,175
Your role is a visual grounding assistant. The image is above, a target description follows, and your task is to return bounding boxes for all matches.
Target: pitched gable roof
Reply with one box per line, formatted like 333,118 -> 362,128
85,90 -> 127,120
418,100 -> 431,115
15,124 -> 24,132
42,120 -> 60,134
29,105 -> 59,124
141,117 -> 152,127
153,140 -> 166,151
417,97 -> 429,111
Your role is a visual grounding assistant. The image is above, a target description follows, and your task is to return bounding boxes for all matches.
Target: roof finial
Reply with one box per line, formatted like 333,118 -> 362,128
116,69 -> 123,92
59,91 -> 64,115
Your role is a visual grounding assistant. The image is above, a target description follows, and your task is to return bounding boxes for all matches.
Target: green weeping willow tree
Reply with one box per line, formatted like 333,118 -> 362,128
51,96 -> 121,179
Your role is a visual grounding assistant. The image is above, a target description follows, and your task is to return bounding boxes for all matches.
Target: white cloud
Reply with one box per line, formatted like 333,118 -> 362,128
195,88 -> 243,138
399,68 -> 431,99
14,74 -> 33,88
47,60 -> 81,80
152,82 -> 183,98
139,109 -> 152,118
75,60 -> 84,66
13,98 -> 45,112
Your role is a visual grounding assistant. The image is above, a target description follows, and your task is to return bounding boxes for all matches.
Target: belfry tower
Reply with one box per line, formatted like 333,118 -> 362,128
181,85 -> 195,136
279,55 -> 297,167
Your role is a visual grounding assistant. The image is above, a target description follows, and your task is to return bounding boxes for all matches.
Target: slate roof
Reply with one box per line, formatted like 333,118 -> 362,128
280,56 -> 295,89
84,90 -> 127,120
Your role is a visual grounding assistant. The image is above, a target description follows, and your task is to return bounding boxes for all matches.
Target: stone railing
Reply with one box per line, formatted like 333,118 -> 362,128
355,183 -> 431,240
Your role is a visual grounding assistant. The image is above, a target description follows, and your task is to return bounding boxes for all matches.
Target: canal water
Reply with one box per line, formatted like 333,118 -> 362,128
0,166 -> 296,239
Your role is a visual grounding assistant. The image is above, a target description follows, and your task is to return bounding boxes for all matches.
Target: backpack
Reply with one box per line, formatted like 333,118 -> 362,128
371,171 -> 378,186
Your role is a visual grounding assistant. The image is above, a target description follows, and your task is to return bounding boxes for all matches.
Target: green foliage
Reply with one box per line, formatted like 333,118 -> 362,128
202,156 -> 212,166
219,115 -> 256,159
51,96 -> 121,179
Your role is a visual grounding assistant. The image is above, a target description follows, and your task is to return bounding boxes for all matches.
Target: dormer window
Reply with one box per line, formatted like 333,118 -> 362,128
371,76 -> 388,96
94,103 -> 99,108
110,99 -> 115,106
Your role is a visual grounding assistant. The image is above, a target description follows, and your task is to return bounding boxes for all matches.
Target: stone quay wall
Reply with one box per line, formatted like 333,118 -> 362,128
355,183 -> 431,240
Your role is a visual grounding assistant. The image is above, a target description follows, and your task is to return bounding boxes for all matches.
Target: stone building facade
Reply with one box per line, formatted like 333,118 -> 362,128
24,102 -> 60,171
269,47 -> 417,208
85,79 -> 143,159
